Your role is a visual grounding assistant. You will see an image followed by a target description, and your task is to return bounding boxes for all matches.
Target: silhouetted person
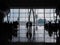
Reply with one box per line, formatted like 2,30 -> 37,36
26,21 -> 32,40
0,12 -> 7,45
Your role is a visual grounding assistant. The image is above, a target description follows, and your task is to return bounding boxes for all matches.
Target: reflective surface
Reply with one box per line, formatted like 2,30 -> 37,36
4,9 -> 56,43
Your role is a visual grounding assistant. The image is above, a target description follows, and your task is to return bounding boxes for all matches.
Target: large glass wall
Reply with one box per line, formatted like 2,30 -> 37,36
4,9 -> 56,43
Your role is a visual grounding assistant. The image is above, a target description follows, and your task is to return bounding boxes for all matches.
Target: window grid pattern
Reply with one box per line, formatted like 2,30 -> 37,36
4,9 -> 56,43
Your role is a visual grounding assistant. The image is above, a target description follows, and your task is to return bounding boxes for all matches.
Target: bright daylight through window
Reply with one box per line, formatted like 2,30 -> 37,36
4,9 -> 56,43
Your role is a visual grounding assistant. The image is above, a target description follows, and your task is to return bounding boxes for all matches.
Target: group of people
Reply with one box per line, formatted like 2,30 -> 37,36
0,7 -> 19,45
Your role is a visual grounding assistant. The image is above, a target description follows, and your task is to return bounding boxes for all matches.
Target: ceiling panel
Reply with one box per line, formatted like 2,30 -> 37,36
0,0 -> 60,8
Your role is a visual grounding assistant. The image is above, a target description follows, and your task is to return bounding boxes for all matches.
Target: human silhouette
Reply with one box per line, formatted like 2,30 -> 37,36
26,21 -> 32,40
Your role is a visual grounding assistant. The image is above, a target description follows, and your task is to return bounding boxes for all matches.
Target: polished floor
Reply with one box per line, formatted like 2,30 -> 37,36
11,26 -> 56,43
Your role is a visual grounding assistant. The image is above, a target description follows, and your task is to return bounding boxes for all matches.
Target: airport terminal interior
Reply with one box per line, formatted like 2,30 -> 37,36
0,0 -> 60,45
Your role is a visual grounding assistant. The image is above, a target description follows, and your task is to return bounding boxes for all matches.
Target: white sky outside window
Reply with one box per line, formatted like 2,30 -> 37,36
35,9 -> 44,13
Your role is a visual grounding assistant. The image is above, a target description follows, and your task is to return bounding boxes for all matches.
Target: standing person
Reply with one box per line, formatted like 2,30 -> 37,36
26,21 -> 32,40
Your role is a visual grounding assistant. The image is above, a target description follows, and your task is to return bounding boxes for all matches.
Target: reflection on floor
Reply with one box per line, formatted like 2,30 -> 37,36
12,26 -> 56,43
9,42 -> 56,45
12,37 -> 55,42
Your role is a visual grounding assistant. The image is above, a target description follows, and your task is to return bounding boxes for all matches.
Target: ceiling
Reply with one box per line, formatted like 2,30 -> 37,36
0,0 -> 60,8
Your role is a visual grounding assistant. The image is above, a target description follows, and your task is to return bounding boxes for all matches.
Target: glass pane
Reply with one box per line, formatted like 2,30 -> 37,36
35,9 -> 44,13
20,29 -> 27,34
20,26 -> 26,30
45,9 -> 51,13
13,9 -> 19,13
20,34 -> 26,37
45,14 -> 51,18
10,18 -> 14,22
6,9 -> 56,43
20,13 -> 26,18
20,18 -> 26,21
13,18 -> 18,21
20,9 -> 28,13
10,9 -> 14,13
4,16 -> 7,22
37,14 -> 44,18
11,14 -> 18,18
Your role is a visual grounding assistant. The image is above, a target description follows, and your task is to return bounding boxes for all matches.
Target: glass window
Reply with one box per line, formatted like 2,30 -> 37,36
9,18 -> 14,22
20,18 -> 26,21
20,13 -> 26,18
4,16 -> 7,22
10,9 -> 14,13
35,9 -> 44,13
13,9 -> 19,13
20,9 -> 28,13
11,13 -> 18,18
37,14 -> 44,18
3,9 -> 56,43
